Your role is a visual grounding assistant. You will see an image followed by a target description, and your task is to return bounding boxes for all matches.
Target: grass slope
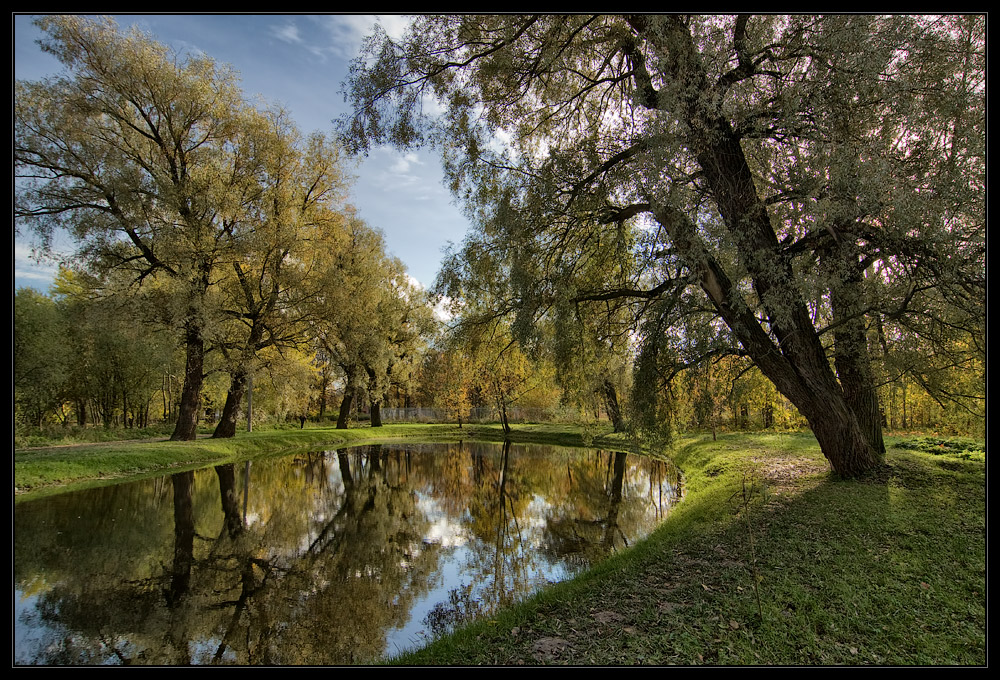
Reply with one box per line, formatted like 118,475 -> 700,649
394,432 -> 986,666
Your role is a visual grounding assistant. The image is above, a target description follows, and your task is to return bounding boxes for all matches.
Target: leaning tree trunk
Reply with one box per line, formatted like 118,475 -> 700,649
641,17 -> 885,479
170,320 -> 205,441
798,390 -> 884,478
212,369 -> 249,439
601,379 -> 625,433
336,376 -> 355,430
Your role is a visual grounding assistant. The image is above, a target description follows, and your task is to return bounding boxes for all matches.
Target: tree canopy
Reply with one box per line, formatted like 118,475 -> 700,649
15,16 -> 358,439
339,14 -> 985,477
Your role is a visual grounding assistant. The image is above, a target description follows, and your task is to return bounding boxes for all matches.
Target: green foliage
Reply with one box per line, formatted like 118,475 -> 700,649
14,287 -> 71,429
627,322 -> 677,452
15,16 -> 439,440
55,269 -> 179,429
15,16 -> 364,440
310,216 -> 438,423
340,14 -> 985,476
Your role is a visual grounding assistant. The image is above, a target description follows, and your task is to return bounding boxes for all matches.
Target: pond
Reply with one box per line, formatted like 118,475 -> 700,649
14,440 -> 681,665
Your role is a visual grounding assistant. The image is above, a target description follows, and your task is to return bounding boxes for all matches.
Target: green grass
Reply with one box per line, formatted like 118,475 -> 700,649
393,431 -> 986,666
13,425 -> 985,665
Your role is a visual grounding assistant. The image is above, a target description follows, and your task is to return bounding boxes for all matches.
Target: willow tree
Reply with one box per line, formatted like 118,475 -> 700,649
362,267 -> 437,427
16,16 -> 303,440
309,217 -> 395,429
210,126 -> 351,438
340,15 -> 984,477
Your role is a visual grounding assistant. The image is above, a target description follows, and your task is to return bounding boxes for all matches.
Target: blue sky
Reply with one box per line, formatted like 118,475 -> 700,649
14,14 -> 471,293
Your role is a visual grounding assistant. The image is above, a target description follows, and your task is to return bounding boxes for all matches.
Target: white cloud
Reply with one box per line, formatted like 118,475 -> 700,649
369,146 -> 426,189
271,22 -> 304,45
389,152 -> 422,175
432,296 -> 454,322
312,15 -> 413,61
15,242 -> 62,291
376,15 -> 411,41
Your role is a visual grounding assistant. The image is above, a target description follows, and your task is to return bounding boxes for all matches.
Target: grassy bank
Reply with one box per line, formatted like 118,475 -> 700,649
395,432 -> 986,666
13,423 -> 627,500
13,425 -> 985,665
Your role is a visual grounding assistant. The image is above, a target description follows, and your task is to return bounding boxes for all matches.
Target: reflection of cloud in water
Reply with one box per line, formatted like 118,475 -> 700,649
417,492 -> 467,548
526,494 -> 551,530
14,442 -> 681,665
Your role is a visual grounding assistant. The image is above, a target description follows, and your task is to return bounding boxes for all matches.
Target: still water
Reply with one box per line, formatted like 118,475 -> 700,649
14,441 -> 681,665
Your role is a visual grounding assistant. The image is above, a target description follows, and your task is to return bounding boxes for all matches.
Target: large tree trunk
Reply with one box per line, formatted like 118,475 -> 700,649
212,268 -> 276,439
644,21 -> 884,477
336,375 -> 355,430
212,369 -> 248,439
601,379 -> 625,433
798,390 -> 884,478
830,246 -> 887,456
170,320 -> 205,441
651,197 -> 884,476
365,366 -> 384,427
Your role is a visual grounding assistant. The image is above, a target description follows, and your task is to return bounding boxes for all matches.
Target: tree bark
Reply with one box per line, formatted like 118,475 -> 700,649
336,377 -> 355,430
830,249 -> 887,455
365,366 -> 384,427
212,369 -> 248,439
170,320 -> 205,441
801,394 -> 884,478
601,379 -> 625,433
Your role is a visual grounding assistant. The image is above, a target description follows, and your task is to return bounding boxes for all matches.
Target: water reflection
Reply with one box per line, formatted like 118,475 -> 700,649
14,442 -> 681,665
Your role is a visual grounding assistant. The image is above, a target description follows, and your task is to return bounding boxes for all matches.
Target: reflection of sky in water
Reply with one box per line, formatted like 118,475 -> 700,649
15,588 -> 60,665
385,491 -> 573,658
418,492 -> 467,548
385,544 -> 468,656
14,443 -> 680,665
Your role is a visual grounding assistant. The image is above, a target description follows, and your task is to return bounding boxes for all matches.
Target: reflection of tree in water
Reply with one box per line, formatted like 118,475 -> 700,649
15,449 -> 439,665
539,451 -> 680,570
15,443 -> 680,664
421,446 -> 680,639
185,447 -> 440,665
425,582 -> 486,637
425,440 -> 546,637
